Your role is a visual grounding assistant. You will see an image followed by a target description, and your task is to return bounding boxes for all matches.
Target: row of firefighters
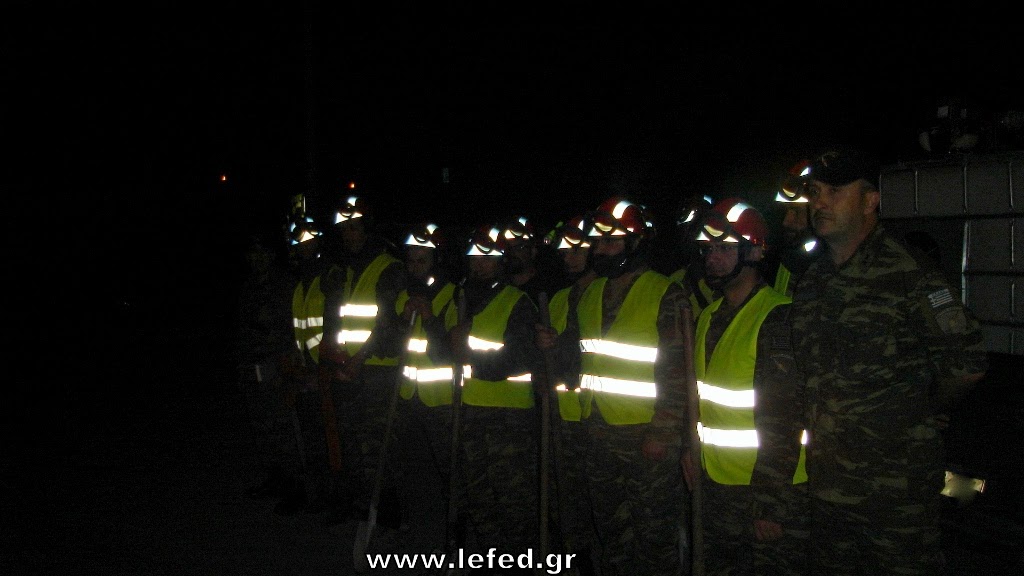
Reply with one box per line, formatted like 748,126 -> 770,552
236,150 -> 987,576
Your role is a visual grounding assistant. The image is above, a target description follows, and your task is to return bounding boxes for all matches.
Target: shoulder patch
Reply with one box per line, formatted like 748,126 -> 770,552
927,288 -> 954,309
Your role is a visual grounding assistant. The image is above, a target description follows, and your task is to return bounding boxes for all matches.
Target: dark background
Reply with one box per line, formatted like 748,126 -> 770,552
7,3 -> 1023,391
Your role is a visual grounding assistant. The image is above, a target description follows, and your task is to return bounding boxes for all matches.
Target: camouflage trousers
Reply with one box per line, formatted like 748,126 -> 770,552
551,419 -> 597,566
238,362 -> 305,479
701,479 -> 809,576
335,365 -> 404,511
460,405 -> 539,555
809,496 -> 944,576
396,396 -> 454,487
582,417 -> 685,576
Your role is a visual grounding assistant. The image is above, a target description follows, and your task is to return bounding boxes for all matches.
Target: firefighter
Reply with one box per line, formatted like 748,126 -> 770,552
277,215 -> 331,515
236,232 -> 301,503
429,222 -> 543,565
684,198 -> 809,576
768,159 -> 821,297
539,196 -> 691,576
539,215 -> 600,575
393,221 -> 459,531
667,193 -> 718,321
318,194 -> 409,527
501,215 -> 567,307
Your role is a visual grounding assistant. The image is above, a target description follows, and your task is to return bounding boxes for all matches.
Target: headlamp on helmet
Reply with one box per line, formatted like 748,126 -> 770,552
333,195 -> 366,224
554,216 -> 592,250
696,198 -> 768,246
588,196 -> 648,237
289,216 -> 321,246
775,160 -> 812,203
405,222 -> 440,249
466,224 -> 504,256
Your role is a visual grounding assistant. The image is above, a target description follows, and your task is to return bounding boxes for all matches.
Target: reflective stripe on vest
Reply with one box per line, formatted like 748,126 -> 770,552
292,276 -> 325,364
395,282 -> 457,406
335,253 -> 401,366
460,285 -> 534,409
550,287 -> 584,422
695,286 -> 807,485
577,270 -> 670,425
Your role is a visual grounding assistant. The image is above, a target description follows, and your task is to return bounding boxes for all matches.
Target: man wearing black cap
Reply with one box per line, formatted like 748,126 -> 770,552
789,148 -> 988,575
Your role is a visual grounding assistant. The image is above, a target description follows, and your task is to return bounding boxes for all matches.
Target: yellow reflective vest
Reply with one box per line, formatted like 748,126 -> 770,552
669,266 -> 717,320
549,287 -> 585,422
578,270 -> 670,425
457,285 -> 534,409
395,282 -> 457,407
334,253 -> 401,366
292,276 -> 326,364
694,286 -> 807,485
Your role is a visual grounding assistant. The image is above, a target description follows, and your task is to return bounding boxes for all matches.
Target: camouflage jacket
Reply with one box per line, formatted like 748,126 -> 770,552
790,224 -> 987,504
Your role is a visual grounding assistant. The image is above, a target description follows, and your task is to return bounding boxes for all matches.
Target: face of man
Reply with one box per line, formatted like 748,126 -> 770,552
781,204 -> 810,245
702,241 -> 740,283
337,217 -> 367,254
590,236 -> 627,276
808,179 -> 879,246
559,246 -> 590,276
468,255 -> 502,282
404,245 -> 434,284
502,238 -> 535,275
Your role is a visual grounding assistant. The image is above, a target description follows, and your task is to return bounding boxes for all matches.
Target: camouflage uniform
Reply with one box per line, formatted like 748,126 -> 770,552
555,268 -> 691,576
699,285 -> 809,576
323,235 -> 408,514
426,281 -> 543,556
790,224 -> 987,576
235,253 -> 302,487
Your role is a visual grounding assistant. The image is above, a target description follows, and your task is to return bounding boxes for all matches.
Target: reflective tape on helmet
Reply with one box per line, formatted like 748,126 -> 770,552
579,374 -> 657,398
580,338 -> 657,363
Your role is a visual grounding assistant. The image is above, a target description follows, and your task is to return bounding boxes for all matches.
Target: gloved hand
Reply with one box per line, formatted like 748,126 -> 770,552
403,295 -> 433,322
535,324 -> 557,351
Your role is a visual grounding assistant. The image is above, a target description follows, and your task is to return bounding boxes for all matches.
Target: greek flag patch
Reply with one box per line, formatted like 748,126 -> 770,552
928,288 -> 954,308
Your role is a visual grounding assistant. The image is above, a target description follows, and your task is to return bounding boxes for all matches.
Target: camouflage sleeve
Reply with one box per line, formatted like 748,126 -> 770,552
750,305 -> 805,491
650,282 -> 691,443
910,267 -> 988,412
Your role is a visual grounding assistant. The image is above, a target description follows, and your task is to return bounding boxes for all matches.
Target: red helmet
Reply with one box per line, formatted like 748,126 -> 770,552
332,195 -> 370,225
404,222 -> 441,249
775,159 -> 812,203
552,215 -> 592,249
466,223 -> 504,256
501,216 -> 535,242
697,198 -> 768,246
288,216 -> 321,246
588,196 -> 649,237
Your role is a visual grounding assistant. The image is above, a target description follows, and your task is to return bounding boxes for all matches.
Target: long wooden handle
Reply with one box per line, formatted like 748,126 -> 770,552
537,292 -> 553,566
681,305 -> 704,576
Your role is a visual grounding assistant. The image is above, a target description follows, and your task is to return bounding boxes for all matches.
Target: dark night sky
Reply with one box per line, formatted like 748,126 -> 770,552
8,2 -> 1023,386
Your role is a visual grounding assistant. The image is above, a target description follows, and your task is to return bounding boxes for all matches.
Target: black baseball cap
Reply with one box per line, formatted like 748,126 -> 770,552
808,148 -> 879,189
